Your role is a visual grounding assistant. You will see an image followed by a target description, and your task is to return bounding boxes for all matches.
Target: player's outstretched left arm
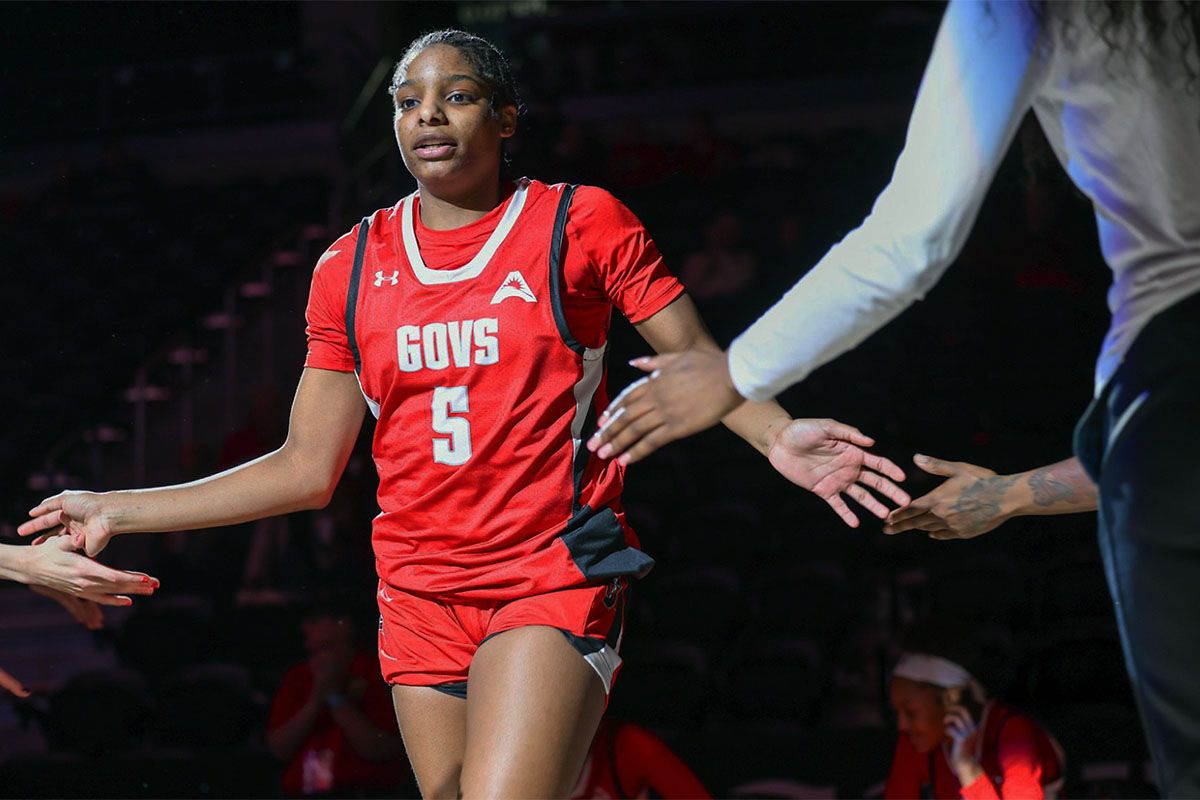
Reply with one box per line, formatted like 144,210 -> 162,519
17,368 -> 366,557
882,455 -> 1096,539
597,294 -> 909,527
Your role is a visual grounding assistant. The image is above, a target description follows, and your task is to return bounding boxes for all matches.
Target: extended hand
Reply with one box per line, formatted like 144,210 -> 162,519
883,455 -> 1018,540
768,419 -> 910,527
19,491 -> 114,557
15,535 -> 157,605
588,349 -> 744,464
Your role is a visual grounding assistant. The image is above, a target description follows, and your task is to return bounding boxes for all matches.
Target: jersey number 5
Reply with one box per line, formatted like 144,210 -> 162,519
432,386 -> 472,465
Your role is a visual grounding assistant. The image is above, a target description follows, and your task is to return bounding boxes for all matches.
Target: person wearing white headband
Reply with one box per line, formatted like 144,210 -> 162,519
887,649 -> 1063,800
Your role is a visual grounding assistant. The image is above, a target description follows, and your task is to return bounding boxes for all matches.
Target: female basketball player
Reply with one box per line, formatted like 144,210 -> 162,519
19,30 -> 908,798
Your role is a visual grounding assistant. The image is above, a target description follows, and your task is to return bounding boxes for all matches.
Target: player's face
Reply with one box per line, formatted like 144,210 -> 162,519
889,677 -> 947,753
392,45 -> 517,197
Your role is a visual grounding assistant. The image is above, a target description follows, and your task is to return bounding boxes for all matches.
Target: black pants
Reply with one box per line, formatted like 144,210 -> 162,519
1075,289 -> 1200,798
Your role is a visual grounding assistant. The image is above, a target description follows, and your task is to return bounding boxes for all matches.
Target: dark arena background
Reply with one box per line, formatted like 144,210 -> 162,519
0,2 -> 1145,798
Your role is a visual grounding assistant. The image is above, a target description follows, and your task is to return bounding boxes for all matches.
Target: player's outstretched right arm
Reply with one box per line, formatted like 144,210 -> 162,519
18,368 -> 366,557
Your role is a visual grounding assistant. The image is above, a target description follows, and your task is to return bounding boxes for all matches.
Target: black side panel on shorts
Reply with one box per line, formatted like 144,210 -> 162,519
561,504 -> 654,580
548,184 -> 584,355
431,680 -> 468,700
345,215 -> 371,375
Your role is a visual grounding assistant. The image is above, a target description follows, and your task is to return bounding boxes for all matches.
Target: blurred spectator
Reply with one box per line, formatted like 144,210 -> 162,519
677,113 -> 738,184
570,717 -> 711,799
549,120 -> 604,185
606,122 -> 671,190
218,387 -> 292,603
218,386 -> 287,470
680,210 -> 757,303
266,600 -> 409,798
885,621 -> 1064,800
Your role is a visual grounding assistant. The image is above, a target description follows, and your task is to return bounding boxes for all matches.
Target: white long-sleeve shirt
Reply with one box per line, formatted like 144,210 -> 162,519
728,0 -> 1200,401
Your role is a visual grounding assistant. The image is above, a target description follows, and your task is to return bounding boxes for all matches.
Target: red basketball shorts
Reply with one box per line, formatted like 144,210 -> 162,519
377,578 -> 628,697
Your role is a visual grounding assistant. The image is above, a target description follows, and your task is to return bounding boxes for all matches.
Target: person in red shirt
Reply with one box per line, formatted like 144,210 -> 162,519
267,602 -> 409,797
570,718 -> 711,800
886,629 -> 1064,800
20,29 -> 909,798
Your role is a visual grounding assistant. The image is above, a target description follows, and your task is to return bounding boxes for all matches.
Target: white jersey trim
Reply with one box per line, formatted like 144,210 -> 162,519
401,179 -> 530,286
570,345 -> 607,463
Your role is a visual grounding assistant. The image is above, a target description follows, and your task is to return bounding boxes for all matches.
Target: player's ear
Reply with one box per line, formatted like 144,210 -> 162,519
498,104 -> 517,139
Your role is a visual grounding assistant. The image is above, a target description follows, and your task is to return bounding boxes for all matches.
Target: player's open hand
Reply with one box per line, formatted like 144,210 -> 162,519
12,534 -> 157,605
19,490 -> 115,557
768,418 -> 910,527
883,455 -> 1016,539
589,348 -> 744,465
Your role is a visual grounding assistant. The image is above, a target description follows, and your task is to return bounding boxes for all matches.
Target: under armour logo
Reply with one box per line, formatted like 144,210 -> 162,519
374,270 -> 399,287
490,270 -> 536,304
603,577 -> 622,609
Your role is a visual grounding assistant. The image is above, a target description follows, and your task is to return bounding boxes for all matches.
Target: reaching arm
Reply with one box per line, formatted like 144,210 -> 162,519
627,294 -> 791,457
727,0 -> 1047,400
883,455 -> 1096,539
0,537 -> 157,604
591,0 -> 1049,460
601,295 -> 909,526
18,368 -> 366,556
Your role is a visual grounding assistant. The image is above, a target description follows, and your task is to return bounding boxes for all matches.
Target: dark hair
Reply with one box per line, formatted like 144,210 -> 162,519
390,29 -> 523,116
1028,0 -> 1200,87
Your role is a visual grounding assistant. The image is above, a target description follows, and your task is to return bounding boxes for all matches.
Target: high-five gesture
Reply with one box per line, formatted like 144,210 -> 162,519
1,534 -> 157,605
883,455 -> 1096,539
589,349 -> 742,465
767,418 -> 909,527
18,491 -> 114,557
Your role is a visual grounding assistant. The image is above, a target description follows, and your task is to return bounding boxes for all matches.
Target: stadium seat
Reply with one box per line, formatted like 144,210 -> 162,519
151,661 -> 262,748
609,641 -> 709,733
41,669 -> 152,755
722,637 -> 826,725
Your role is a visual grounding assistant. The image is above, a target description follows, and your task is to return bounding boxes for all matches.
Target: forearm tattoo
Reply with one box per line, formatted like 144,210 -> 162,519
949,474 -> 1021,534
1028,461 -> 1098,508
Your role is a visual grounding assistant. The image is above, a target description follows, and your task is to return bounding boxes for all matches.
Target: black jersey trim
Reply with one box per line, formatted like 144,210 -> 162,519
345,215 -> 371,375
548,184 -> 584,355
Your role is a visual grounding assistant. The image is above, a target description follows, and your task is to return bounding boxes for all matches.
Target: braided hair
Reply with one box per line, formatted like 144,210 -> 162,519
390,29 -> 523,116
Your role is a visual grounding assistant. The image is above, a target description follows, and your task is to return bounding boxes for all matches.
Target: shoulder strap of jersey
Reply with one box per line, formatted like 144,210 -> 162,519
345,215 -> 371,375
548,184 -> 584,355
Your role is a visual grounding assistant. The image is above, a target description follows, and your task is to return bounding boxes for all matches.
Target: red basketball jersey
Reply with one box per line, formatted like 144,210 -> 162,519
305,179 -> 684,600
